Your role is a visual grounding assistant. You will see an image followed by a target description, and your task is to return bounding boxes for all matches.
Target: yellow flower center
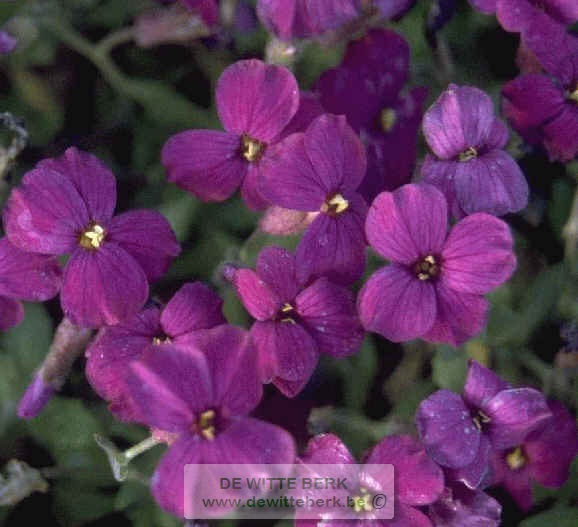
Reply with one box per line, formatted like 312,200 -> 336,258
79,223 -> 105,250
241,135 -> 266,162
196,409 -> 217,441
380,108 -> 397,133
152,335 -> 171,346
414,255 -> 440,281
459,146 -> 478,162
569,85 -> 578,104
350,488 -> 374,514
473,411 -> 491,431
505,447 -> 527,471
279,302 -> 296,324
321,193 -> 349,215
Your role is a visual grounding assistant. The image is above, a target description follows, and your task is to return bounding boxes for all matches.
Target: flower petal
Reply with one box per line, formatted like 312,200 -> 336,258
420,156 -> 464,219
162,130 -> 246,202
542,103 -> 578,163
256,246 -> 300,301
61,244 -> 149,328
240,164 -> 269,210
446,436 -> 492,489
161,282 -> 225,338
365,184 -> 448,265
0,296 -> 23,330
358,264 -> 437,342
301,433 -> 356,464
233,268 -> 281,321
441,213 -> 516,295
216,59 -> 299,141
463,360 -> 509,409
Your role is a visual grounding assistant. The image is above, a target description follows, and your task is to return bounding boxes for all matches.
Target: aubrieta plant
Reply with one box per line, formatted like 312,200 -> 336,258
0,1 -> 576,526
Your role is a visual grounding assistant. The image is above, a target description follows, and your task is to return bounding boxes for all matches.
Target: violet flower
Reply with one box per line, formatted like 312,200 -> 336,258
316,28 -> 427,202
86,282 -> 225,421
0,237 -> 61,331
469,0 -> 578,35
162,59 -> 300,210
228,246 -> 363,397
491,401 -> 578,511
181,0 -> 220,26
260,114 -> 368,284
502,19 -> 578,163
428,482 -> 502,527
416,361 -> 552,489
256,0 -> 361,41
3,147 -> 180,328
373,0 -> 416,20
296,433 -> 444,526
359,183 -> 516,346
0,31 -> 16,54
126,325 -> 296,517
421,84 -> 528,218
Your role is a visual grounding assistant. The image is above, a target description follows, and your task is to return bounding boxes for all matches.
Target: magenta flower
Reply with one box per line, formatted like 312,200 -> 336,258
491,401 -> 578,511
421,84 -> 528,218
256,0 -> 360,41
3,147 -> 180,328
428,482 -> 502,527
296,433 -> 444,526
416,361 -> 552,489
0,31 -> 16,54
0,238 -> 61,330
359,184 -> 516,346
229,246 -> 363,397
260,114 -> 368,284
86,282 -> 225,421
162,59 -> 299,210
503,20 -> 578,163
126,325 -> 296,517
181,0 -> 220,26
469,0 -> 578,35
316,28 -> 427,202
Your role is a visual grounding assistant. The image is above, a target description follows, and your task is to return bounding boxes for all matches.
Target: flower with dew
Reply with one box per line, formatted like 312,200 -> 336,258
421,84 -> 528,218
359,183 -> 516,346
162,59 -> 302,210
295,433 -> 444,526
469,0 -> 578,35
227,246 -> 364,397
416,361 -> 552,489
126,324 -> 296,517
86,282 -> 225,421
0,237 -> 61,331
3,147 -> 180,328
491,400 -> 578,511
316,28 -> 427,202
502,18 -> 578,163
260,114 -> 368,284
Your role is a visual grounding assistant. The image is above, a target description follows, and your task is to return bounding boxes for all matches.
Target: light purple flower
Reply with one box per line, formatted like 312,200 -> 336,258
373,0 -> 416,20
316,28 -> 427,202
86,282 -> 225,421
126,324 -> 296,517
260,114 -> 368,284
359,183 -> 516,346
229,246 -> 363,397
491,401 -> 578,511
428,482 -> 502,527
0,237 -> 61,331
256,0 -> 361,41
181,0 -> 220,26
503,19 -> 578,163
3,147 -> 180,328
469,0 -> 578,35
295,433 -> 444,526
0,31 -> 16,54
421,84 -> 528,217
162,59 -> 300,210
416,361 -> 552,489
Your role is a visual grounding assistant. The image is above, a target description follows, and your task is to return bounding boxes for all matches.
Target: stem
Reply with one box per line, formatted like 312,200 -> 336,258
95,26 -> 135,56
563,182 -> 578,264
124,436 -> 161,461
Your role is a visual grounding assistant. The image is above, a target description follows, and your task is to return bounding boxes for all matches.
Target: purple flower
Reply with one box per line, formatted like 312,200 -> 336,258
0,31 -> 16,54
428,482 -> 502,527
359,184 -> 516,346
86,282 -> 225,421
296,433 -> 444,526
162,59 -> 300,210
260,114 -> 368,284
469,0 -> 578,35
316,28 -> 427,202
256,0 -> 361,41
181,0 -> 220,26
421,85 -> 528,218
502,19 -> 578,163
126,325 -> 296,517
229,246 -> 363,397
0,237 -> 61,331
3,147 -> 180,328
491,401 -> 578,511
416,361 -> 552,489
373,0 -> 416,20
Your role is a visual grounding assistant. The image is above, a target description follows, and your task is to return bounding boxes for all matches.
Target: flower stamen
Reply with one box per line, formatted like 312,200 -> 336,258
79,223 -> 105,250
241,135 -> 266,162
351,488 -> 374,513
196,409 -> 217,441
472,411 -> 491,431
569,85 -> 578,104
380,108 -> 397,133
459,146 -> 478,162
321,193 -> 349,215
279,302 -> 296,324
414,255 -> 439,281
505,447 -> 527,471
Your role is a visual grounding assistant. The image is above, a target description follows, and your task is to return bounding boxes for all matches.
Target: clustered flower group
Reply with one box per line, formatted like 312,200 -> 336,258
1,0 -> 576,525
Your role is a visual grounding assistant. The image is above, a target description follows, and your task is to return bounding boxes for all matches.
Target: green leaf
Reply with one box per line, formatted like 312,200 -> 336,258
54,482 -> 116,527
432,345 -> 467,392
520,507 -> 578,527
